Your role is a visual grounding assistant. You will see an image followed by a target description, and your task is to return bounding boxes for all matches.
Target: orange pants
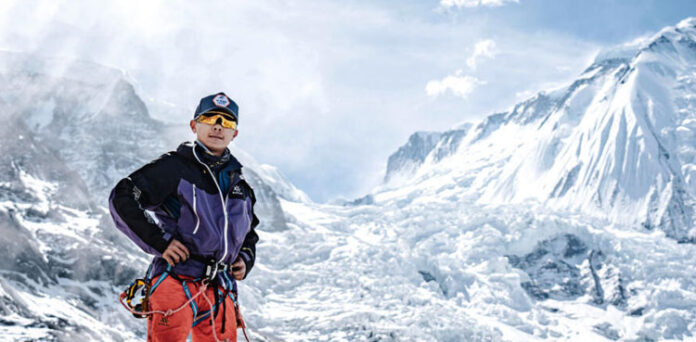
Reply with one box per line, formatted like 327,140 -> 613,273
147,274 -> 237,342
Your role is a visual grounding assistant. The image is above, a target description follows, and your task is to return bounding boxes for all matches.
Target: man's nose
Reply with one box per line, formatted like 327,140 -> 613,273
212,123 -> 223,131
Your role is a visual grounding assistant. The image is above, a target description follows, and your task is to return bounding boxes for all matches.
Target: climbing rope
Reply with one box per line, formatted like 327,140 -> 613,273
119,280 -> 210,319
119,278 -> 251,342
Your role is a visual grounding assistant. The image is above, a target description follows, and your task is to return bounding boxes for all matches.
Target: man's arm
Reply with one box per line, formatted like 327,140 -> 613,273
108,154 -> 180,255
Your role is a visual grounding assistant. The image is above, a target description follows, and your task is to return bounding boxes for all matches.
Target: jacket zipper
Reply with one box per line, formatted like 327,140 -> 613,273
192,184 -> 200,234
192,147 -> 229,265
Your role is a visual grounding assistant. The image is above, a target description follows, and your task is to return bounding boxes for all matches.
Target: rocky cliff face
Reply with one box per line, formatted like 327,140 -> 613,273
507,234 -> 627,307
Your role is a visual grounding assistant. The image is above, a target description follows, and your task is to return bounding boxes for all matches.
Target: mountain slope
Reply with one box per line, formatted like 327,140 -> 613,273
382,18 -> 696,242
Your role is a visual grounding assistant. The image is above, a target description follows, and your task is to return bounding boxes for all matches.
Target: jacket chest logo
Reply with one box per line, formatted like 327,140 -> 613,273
231,185 -> 244,197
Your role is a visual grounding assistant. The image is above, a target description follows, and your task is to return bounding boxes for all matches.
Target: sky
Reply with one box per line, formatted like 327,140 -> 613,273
0,0 -> 695,202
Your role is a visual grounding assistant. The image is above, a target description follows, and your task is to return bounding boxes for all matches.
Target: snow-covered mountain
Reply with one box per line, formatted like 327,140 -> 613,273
384,18 -> 696,242
0,52 -> 169,199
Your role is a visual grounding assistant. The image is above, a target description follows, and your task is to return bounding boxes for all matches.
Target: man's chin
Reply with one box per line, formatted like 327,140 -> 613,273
200,140 -> 226,152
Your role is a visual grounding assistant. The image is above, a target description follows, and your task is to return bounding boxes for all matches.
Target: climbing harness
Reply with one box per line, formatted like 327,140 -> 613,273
119,260 -> 251,342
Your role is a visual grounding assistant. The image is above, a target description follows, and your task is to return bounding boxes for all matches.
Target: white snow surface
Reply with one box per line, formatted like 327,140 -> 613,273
238,197 -> 696,341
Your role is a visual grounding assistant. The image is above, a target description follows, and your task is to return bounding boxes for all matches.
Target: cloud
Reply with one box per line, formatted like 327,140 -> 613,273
426,70 -> 484,99
466,39 -> 497,69
440,0 -> 519,9
426,40 -> 494,100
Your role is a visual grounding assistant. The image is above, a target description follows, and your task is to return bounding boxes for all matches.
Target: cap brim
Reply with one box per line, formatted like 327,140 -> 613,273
201,110 -> 237,121
196,105 -> 238,120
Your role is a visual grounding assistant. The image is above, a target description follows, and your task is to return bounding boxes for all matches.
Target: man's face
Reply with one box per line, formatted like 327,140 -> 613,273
190,118 -> 238,155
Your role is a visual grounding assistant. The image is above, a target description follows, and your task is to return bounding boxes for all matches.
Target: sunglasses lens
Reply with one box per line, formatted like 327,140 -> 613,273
219,117 -> 237,129
197,113 -> 237,129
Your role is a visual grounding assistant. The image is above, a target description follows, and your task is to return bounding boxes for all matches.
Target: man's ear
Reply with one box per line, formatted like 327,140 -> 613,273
190,120 -> 197,133
233,130 -> 239,138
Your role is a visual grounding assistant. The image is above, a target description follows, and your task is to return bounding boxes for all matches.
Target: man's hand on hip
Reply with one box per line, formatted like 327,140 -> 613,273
232,256 -> 246,280
162,239 -> 190,267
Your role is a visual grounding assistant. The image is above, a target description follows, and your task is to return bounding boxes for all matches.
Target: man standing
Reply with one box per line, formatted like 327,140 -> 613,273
109,92 -> 259,341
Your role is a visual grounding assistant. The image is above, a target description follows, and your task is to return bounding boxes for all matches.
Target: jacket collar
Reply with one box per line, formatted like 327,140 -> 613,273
176,141 -> 243,173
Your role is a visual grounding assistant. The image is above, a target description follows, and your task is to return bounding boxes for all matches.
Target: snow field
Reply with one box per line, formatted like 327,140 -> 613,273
237,195 -> 696,341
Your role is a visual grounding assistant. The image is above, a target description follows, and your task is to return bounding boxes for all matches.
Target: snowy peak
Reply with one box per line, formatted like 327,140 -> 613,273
379,18 -> 696,241
521,17 -> 696,239
385,131 -> 443,183
591,17 -> 696,67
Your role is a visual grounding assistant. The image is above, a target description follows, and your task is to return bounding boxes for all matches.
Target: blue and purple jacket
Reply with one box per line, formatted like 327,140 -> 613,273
109,141 -> 259,280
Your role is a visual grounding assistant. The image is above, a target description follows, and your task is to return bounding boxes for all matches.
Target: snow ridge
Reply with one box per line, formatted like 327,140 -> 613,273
383,17 -> 696,242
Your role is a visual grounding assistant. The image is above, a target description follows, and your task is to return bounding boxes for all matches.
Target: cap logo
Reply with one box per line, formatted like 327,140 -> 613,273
212,94 -> 230,108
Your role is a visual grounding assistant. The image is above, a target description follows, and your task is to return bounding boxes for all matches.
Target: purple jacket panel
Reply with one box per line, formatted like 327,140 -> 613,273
225,190 -> 253,264
175,179 -> 223,257
148,178 -> 253,279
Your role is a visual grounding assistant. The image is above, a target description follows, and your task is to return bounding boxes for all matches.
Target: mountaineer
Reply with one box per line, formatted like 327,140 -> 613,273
109,92 -> 259,341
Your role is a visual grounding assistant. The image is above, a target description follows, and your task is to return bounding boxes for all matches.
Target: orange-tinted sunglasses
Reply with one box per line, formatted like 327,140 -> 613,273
196,111 -> 237,129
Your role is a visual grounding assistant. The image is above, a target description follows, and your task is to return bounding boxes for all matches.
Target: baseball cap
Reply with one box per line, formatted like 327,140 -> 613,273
194,92 -> 239,121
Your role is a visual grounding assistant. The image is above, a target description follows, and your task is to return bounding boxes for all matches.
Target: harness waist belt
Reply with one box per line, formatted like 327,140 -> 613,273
188,254 -> 233,280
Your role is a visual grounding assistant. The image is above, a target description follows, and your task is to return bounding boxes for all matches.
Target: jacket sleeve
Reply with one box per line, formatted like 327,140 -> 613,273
108,154 -> 180,255
238,188 -> 260,279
